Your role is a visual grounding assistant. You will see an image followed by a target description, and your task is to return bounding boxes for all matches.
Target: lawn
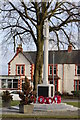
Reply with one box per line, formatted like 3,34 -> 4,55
11,100 -> 20,106
11,100 -> 80,108
0,99 -> 2,107
64,102 -> 80,108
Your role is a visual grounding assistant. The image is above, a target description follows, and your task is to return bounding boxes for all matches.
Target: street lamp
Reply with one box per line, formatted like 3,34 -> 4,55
53,52 -> 55,85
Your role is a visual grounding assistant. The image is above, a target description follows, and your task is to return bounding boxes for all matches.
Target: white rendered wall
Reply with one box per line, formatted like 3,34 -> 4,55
58,64 -> 62,93
58,64 -> 76,94
10,53 -> 31,79
64,64 -> 75,94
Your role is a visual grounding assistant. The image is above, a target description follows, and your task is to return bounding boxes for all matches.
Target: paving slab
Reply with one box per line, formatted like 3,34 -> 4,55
34,103 -> 79,111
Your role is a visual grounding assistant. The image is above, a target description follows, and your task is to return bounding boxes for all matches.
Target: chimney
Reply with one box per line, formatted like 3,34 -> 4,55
17,44 -> 23,54
68,44 -> 72,53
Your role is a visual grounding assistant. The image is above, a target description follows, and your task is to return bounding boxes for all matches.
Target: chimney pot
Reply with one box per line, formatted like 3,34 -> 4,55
17,44 -> 23,54
68,44 -> 72,53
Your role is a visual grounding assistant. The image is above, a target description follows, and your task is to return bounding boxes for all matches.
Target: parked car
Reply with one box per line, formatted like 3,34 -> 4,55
10,91 -> 21,100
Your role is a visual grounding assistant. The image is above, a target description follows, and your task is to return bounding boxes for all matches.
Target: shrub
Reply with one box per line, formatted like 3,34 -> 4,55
60,92 -> 74,99
17,77 -> 36,105
71,90 -> 80,98
55,91 -> 61,96
62,92 -> 70,96
2,90 -> 13,102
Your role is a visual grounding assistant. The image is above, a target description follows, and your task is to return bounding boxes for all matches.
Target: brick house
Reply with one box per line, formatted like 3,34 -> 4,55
0,44 -> 80,94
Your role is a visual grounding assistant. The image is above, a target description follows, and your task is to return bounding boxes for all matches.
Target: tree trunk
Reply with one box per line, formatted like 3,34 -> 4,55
34,26 -> 44,92
34,42 -> 43,91
38,44 -> 43,84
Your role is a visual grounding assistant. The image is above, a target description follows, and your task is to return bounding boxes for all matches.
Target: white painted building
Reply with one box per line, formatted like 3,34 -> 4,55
0,44 -> 80,94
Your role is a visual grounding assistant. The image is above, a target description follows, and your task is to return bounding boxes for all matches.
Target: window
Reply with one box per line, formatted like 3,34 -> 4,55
16,65 -> 25,75
1,79 -> 18,89
22,79 -> 25,90
2,79 -> 7,88
54,66 -> 57,75
8,79 -> 12,88
74,80 -> 80,91
75,81 -> 77,91
55,80 -> 58,92
75,65 -> 80,75
21,66 -> 24,74
17,66 -> 20,75
49,66 -> 53,75
13,79 -> 18,88
49,65 -> 57,75
50,80 -> 58,92
77,65 -> 80,75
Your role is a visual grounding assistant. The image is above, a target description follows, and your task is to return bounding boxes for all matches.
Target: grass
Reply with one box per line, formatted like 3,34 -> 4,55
11,100 -> 80,108
65,102 -> 80,108
10,100 -> 80,108
0,100 -> 20,107
0,100 -> 2,108
11,100 -> 20,106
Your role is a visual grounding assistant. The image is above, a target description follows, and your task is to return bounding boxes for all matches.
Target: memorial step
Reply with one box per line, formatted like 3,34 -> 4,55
34,103 -> 79,111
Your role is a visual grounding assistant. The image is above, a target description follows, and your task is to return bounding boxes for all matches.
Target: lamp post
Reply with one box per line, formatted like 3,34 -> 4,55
53,52 -> 54,85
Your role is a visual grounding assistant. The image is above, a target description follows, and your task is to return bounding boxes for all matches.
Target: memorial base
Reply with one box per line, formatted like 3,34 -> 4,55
37,84 -> 54,98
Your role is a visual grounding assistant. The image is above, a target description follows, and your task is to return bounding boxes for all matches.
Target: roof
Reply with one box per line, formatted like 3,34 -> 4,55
23,51 -> 36,64
23,50 -> 80,64
49,50 -> 80,64
8,52 -> 33,65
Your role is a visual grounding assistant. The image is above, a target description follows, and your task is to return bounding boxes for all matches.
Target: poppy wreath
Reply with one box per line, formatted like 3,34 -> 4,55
30,95 -> 36,103
47,97 -> 53,104
53,95 -> 61,104
38,96 -> 44,104
57,95 -> 61,103
44,97 -> 48,104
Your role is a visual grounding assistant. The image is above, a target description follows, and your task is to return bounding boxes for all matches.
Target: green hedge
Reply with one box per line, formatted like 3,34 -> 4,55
71,90 -> 80,98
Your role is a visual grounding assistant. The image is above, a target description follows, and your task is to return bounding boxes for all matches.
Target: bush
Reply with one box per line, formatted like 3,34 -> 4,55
71,90 -> 80,98
60,92 -> 74,99
61,92 -> 70,97
55,91 -> 61,96
2,90 -> 13,102
17,77 -> 36,105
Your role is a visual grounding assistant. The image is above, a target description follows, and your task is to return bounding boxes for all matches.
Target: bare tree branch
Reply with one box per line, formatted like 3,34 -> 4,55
0,0 -> 80,91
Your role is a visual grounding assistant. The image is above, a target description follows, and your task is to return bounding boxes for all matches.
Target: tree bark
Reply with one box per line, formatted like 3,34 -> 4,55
38,43 -> 43,84
34,45 -> 43,91
34,26 -> 44,91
